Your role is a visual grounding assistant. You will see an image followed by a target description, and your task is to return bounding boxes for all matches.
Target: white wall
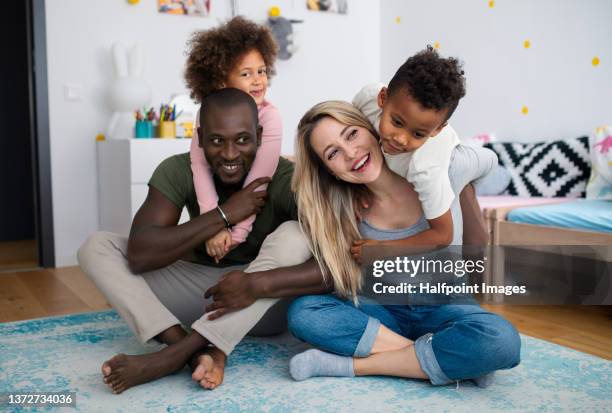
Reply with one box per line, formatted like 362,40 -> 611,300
380,0 -> 612,141
45,0 -> 380,266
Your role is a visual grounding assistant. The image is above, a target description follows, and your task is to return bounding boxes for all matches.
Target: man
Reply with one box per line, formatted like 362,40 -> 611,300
78,88 -> 327,393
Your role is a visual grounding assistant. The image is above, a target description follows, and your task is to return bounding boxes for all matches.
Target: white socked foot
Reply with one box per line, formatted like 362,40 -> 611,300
289,349 -> 355,381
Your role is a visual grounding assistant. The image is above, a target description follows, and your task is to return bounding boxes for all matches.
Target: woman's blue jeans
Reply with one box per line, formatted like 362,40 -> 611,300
287,295 -> 521,385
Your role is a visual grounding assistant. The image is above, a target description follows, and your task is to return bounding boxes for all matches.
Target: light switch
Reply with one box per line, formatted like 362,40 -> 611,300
64,83 -> 82,101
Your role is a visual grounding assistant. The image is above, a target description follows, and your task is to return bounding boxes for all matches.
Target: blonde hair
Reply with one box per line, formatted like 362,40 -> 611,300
292,101 -> 378,301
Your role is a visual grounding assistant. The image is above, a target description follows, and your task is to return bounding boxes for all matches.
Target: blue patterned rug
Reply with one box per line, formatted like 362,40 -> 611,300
0,310 -> 610,412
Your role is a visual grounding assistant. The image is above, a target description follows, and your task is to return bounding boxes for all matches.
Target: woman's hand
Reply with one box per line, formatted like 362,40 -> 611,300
350,238 -> 380,264
205,229 -> 232,263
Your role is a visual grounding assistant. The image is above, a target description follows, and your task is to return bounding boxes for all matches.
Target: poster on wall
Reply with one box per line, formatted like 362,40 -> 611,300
307,0 -> 348,15
158,0 -> 210,17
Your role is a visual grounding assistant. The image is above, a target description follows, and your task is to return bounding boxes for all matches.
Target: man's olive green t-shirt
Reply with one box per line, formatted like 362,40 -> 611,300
148,153 -> 298,267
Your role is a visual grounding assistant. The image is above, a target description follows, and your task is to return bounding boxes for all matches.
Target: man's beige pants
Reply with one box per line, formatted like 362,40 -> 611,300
77,221 -> 312,356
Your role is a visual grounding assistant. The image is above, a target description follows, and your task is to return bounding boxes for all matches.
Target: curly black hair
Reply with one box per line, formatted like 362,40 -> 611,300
184,16 -> 278,103
387,46 -> 466,120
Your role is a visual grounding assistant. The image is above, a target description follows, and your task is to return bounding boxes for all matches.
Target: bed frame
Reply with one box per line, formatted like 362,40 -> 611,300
483,205 -> 612,303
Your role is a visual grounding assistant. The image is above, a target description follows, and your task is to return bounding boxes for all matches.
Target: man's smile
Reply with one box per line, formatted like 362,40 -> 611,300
219,162 -> 243,175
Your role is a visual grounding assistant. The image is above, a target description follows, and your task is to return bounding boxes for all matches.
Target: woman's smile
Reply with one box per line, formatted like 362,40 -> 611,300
351,153 -> 371,172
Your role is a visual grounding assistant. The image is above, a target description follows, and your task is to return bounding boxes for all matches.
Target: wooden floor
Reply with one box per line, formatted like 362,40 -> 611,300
0,267 -> 610,360
0,240 -> 38,271
0,267 -> 111,321
482,304 -> 612,360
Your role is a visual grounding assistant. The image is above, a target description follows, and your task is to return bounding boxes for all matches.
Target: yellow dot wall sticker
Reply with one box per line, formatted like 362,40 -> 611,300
269,6 -> 281,17
592,56 -> 600,66
522,106 -> 529,115
395,16 -> 401,24
434,42 -> 440,50
489,0 -> 495,8
524,40 -> 531,49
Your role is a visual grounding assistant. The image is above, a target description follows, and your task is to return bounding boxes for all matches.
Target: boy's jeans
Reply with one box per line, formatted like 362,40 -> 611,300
287,295 -> 521,385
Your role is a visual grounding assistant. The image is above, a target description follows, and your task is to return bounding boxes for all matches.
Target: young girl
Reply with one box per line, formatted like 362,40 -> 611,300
184,16 -> 282,262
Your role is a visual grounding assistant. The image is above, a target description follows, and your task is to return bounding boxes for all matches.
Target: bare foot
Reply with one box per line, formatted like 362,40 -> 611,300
101,350 -> 185,394
190,347 -> 226,390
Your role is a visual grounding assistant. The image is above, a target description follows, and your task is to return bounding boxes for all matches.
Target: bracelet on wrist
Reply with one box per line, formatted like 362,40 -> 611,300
216,206 -> 231,229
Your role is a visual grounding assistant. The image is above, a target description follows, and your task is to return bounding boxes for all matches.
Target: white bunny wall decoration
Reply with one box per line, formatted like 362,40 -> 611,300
106,42 -> 152,139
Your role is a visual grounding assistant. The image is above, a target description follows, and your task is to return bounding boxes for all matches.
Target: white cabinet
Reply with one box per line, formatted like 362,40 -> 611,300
97,139 -> 192,235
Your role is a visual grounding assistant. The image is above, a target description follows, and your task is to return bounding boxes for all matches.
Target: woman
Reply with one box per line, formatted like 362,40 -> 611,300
288,101 -> 520,387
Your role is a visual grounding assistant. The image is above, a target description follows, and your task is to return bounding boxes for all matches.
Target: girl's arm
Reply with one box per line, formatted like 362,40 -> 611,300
190,108 -> 219,214
230,103 -> 283,244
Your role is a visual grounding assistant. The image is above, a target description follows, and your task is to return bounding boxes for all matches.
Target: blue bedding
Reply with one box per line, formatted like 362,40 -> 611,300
507,200 -> 612,233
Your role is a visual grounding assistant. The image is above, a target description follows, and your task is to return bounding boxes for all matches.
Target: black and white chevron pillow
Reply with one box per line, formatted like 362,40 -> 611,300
483,136 -> 590,197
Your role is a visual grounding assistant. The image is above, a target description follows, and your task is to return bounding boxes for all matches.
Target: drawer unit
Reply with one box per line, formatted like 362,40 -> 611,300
97,139 -> 192,235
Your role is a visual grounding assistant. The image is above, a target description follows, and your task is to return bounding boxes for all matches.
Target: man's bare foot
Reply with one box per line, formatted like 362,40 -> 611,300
190,347 -> 226,390
101,350 -> 185,394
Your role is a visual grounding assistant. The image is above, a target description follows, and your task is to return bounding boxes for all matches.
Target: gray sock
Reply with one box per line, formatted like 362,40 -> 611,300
289,349 -> 355,381
472,372 -> 495,388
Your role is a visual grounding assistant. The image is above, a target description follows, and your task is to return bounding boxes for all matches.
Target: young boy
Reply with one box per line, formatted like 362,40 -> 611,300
352,46 -> 468,255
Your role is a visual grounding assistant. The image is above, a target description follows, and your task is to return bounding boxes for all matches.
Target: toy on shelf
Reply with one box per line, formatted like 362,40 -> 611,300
267,6 -> 302,60
106,42 -> 152,139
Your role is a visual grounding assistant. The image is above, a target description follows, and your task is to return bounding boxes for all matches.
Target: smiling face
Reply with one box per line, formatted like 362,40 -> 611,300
309,116 -> 384,184
377,87 -> 449,155
224,49 -> 268,106
198,103 -> 262,186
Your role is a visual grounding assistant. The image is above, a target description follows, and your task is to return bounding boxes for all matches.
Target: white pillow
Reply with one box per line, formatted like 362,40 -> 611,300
586,126 -> 612,200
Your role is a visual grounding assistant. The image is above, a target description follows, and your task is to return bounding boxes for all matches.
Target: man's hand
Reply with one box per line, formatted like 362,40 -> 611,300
205,229 -> 232,263
220,177 -> 271,225
350,239 -> 381,264
204,270 -> 258,320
